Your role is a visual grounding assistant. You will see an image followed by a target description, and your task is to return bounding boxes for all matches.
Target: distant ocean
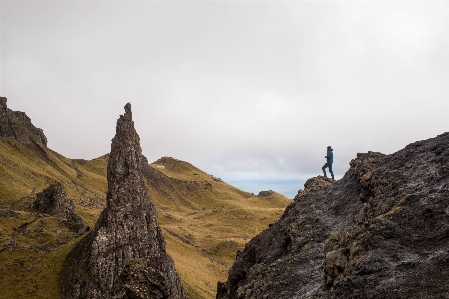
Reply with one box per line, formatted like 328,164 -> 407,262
226,179 -> 304,199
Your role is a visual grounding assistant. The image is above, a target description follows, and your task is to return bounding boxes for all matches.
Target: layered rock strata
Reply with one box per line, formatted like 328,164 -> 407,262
217,132 -> 449,299
34,182 -> 89,234
0,97 -> 47,146
60,103 -> 185,299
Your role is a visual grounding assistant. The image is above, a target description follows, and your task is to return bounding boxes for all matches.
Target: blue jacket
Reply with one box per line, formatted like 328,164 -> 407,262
326,148 -> 333,163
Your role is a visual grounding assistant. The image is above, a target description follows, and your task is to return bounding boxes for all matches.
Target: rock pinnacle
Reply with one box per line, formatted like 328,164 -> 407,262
61,103 -> 185,299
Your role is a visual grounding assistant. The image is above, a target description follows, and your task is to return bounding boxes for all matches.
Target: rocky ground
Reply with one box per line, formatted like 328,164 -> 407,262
217,132 -> 449,299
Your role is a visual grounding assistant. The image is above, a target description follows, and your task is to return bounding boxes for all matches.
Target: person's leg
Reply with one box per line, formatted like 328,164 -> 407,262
322,163 -> 328,177
329,163 -> 334,180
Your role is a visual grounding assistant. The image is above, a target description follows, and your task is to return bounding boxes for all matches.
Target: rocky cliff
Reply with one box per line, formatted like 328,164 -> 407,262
217,132 -> 449,299
60,103 -> 185,299
0,97 -> 47,146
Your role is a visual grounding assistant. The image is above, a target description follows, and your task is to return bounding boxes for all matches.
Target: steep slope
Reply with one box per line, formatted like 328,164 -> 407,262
217,132 -> 449,299
0,98 -> 291,299
0,138 -> 108,223
0,97 -> 107,222
60,103 -> 185,298
0,98 -> 107,298
145,157 -> 291,298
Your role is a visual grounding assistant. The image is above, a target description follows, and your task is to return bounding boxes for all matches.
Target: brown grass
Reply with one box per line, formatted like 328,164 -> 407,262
0,142 -> 292,299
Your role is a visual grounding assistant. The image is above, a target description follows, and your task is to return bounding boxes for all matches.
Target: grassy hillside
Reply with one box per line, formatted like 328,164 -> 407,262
0,140 -> 107,299
148,157 -> 291,298
0,140 -> 291,299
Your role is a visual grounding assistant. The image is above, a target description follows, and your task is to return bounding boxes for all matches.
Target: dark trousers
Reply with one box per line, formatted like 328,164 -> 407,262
322,162 -> 334,179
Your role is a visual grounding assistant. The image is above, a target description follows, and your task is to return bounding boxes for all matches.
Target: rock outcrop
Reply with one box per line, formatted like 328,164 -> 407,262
34,182 -> 89,234
257,191 -> 275,198
293,176 -> 335,200
0,97 -> 47,146
217,132 -> 449,299
60,103 -> 185,299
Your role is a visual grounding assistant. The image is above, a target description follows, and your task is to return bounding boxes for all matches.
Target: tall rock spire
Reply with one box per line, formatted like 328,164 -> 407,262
61,103 -> 185,299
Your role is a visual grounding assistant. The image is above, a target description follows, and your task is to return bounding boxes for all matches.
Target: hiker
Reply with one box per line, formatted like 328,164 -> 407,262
322,146 -> 334,180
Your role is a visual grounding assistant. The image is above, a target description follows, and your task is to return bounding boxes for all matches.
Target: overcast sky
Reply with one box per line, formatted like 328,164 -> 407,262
1,0 -> 448,185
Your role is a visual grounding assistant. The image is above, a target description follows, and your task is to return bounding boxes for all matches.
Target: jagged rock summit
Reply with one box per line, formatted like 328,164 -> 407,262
34,182 -> 89,234
61,103 -> 185,299
217,132 -> 449,299
0,97 -> 47,146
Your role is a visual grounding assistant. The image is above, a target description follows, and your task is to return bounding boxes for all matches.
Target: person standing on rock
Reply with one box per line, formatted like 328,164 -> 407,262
322,146 -> 334,180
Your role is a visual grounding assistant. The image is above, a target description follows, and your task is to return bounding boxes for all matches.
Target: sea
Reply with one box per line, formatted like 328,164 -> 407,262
226,179 -> 304,199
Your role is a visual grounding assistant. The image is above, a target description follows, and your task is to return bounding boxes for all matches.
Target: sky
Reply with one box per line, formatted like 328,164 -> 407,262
1,0 -> 448,196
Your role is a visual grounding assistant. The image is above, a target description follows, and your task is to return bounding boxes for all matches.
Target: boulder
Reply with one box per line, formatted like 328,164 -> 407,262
34,182 -> 89,234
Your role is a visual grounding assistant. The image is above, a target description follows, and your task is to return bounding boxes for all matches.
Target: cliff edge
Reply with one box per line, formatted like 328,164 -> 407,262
217,132 -> 449,299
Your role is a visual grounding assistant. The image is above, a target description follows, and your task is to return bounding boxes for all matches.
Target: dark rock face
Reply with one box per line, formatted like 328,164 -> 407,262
0,97 -> 47,146
60,103 -> 185,299
34,182 -> 89,234
217,132 -> 449,299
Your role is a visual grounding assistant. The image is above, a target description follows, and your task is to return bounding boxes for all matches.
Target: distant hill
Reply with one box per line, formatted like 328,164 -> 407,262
0,97 -> 291,299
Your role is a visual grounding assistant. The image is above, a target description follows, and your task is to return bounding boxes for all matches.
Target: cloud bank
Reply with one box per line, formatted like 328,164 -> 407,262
1,1 -> 448,184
